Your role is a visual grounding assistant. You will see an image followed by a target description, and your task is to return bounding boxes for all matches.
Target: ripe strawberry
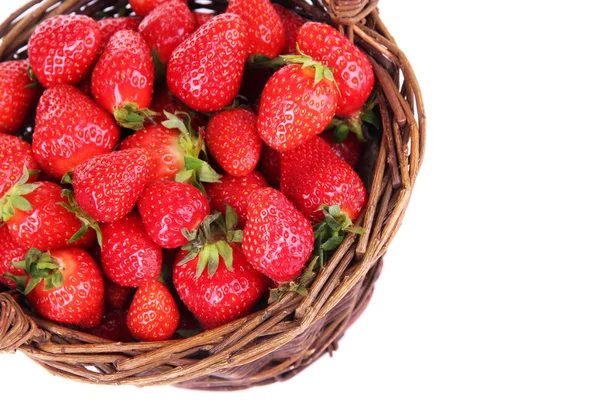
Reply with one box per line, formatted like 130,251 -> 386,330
139,1 -> 195,63
104,279 -> 134,310
257,63 -> 338,151
257,145 -> 281,188
173,244 -> 270,330
297,22 -> 375,118
138,180 -> 210,248
101,213 -> 162,287
0,133 -> 39,199
92,30 -> 155,129
273,5 -> 306,55
88,309 -> 134,342
321,129 -> 364,168
98,17 -> 141,51
205,109 -> 262,176
242,188 -> 313,282
167,13 -> 248,112
10,248 -> 104,328
28,15 -> 101,88
205,171 -> 268,228
0,61 -> 41,134
0,225 -> 27,289
32,85 -> 120,179
127,280 -> 180,341
226,0 -> 284,59
281,136 -> 366,222
129,0 -> 186,17
194,12 -> 213,28
72,148 -> 153,223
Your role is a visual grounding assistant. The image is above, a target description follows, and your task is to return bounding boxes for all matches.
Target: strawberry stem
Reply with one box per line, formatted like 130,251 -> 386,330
58,189 -> 103,247
0,166 -> 40,222
114,102 -> 159,130
5,248 -> 64,295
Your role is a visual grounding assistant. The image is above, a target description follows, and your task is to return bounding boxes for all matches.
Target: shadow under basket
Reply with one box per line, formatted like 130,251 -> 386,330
0,0 -> 426,390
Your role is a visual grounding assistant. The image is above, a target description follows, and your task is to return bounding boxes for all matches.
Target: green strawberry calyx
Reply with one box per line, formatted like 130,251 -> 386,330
0,166 -> 40,223
57,180 -> 103,247
281,49 -> 338,89
313,204 -> 365,266
114,102 -> 159,131
326,90 -> 380,143
4,248 -> 64,295
177,206 -> 243,279
161,111 -> 201,159
268,257 -> 319,303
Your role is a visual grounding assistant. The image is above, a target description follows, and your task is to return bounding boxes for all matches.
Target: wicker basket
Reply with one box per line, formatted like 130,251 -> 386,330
0,0 -> 426,390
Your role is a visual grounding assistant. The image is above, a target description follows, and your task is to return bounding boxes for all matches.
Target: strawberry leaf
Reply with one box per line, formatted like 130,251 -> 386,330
215,241 -> 233,272
207,245 -> 219,278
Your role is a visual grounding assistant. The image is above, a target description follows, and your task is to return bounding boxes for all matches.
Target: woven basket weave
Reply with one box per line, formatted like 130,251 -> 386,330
0,0 -> 426,390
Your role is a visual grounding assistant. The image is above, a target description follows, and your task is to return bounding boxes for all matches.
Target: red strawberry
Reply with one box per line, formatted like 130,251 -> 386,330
139,1 -> 195,63
32,85 -> 120,179
205,171 -> 268,228
138,180 -> 210,248
98,17 -> 141,51
281,136 -> 366,222
321,129 -> 364,168
88,309 -> 134,342
127,280 -> 180,341
257,63 -> 338,151
0,225 -> 28,289
297,22 -> 375,118
129,0 -> 186,17
205,109 -> 262,176
72,148 -> 153,223
0,133 -> 39,199
173,244 -> 270,330
0,61 -> 41,134
28,15 -> 101,88
11,248 -> 104,328
194,12 -> 213,28
92,30 -> 155,129
101,213 -> 162,287
167,13 -> 248,112
104,279 -> 134,310
257,145 -> 281,188
273,5 -> 306,55
242,188 -> 313,282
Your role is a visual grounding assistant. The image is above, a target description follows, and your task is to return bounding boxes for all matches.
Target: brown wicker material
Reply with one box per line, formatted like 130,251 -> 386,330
0,0 -> 426,390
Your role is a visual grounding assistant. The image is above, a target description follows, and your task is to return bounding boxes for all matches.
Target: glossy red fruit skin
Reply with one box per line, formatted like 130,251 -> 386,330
98,17 -> 141,51
173,245 -> 271,330
272,4 -> 306,55
257,145 -> 281,189
0,61 -> 41,134
205,109 -> 262,177
0,225 -> 28,289
226,0 -> 285,59
257,64 -> 338,152
27,248 -> 104,328
88,309 -> 134,342
138,180 -> 210,248
167,13 -> 248,112
205,171 -> 268,228
127,281 -> 180,341
281,136 -> 367,222
28,15 -> 101,88
7,181 -> 95,250
101,213 -> 162,287
119,125 -> 184,181
139,1 -> 195,63
0,133 -> 39,198
92,30 -> 154,112
297,22 -> 375,118
242,188 -> 313,283
129,0 -> 186,17
72,148 -> 153,223
104,279 -> 134,310
194,12 -> 213,28
321,130 -> 365,168
32,85 -> 120,179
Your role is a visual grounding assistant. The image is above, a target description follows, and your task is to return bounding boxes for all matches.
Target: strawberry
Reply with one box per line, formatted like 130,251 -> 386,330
0,133 -> 39,199
273,5 -> 306,55
226,0 -> 285,59
297,22 -> 375,118
139,1 -> 195,63
242,188 -> 313,283
127,280 -> 180,341
88,309 -> 134,342
281,135 -> 366,223
194,12 -> 213,28
0,61 -> 41,134
97,17 -> 141,51
205,109 -> 262,177
32,85 -> 120,179
92,30 -> 155,130
0,225 -> 28,289
257,62 -> 338,151
101,213 -> 162,287
257,145 -> 281,188
72,148 -> 153,223
28,15 -> 101,88
129,0 -> 186,17
104,279 -> 134,310
167,13 -> 248,112
9,248 -> 104,328
205,172 -> 268,229
138,180 -> 210,248
321,129 -> 364,168
173,244 -> 270,330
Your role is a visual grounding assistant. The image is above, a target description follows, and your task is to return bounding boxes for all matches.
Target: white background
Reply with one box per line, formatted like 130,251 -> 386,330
1,1 -> 599,399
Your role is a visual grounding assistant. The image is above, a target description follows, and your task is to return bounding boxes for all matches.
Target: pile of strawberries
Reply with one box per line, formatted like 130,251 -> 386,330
0,0 -> 376,342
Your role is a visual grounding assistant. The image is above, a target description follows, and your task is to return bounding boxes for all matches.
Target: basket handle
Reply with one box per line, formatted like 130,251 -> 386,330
326,0 -> 379,25
0,291 -> 41,352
